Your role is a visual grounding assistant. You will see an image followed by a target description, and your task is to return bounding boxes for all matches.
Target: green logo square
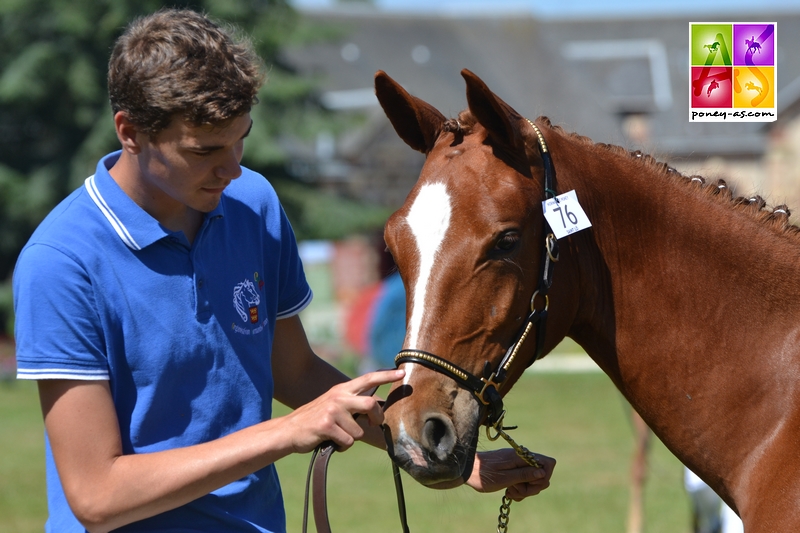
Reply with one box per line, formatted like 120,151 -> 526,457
691,24 -> 733,66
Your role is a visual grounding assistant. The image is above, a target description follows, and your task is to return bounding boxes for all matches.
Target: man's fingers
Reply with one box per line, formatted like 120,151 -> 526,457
349,368 -> 405,395
341,369 -> 404,426
502,452 -> 555,501
506,479 -> 551,501
360,398 -> 385,426
298,370 -> 405,451
470,449 -> 556,497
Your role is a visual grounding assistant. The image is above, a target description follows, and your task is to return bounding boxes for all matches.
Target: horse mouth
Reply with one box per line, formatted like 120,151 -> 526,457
384,420 -> 479,486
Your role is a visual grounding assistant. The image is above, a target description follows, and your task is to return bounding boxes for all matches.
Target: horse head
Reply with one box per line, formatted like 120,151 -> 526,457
233,279 -> 260,323
374,70 -> 577,485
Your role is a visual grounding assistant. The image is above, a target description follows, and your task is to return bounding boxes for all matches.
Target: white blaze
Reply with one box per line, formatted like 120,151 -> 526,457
404,182 -> 452,371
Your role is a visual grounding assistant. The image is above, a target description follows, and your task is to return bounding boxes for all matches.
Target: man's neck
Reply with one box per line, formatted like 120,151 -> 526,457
109,151 -> 204,245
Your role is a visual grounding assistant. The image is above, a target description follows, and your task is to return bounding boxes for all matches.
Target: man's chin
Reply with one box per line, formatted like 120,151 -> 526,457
195,192 -> 224,212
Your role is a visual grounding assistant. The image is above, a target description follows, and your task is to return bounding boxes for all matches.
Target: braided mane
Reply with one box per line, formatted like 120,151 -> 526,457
446,110 -> 799,239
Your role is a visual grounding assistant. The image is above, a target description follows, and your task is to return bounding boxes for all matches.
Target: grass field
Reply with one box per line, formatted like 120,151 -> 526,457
0,380 -> 48,533
276,371 -> 692,533
1,369 -> 692,533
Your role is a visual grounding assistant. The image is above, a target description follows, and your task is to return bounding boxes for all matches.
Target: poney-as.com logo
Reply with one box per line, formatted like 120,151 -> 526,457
690,22 -> 776,122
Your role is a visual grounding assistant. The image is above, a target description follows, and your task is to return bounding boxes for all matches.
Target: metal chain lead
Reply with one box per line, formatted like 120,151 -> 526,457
497,495 -> 512,533
487,414 -> 543,533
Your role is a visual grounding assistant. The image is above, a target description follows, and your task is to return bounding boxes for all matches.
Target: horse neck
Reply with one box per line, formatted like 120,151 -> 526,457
556,138 -> 800,364
548,131 -> 800,504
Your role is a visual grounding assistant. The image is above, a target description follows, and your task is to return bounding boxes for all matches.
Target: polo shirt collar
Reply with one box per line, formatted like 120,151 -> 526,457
84,151 -> 225,251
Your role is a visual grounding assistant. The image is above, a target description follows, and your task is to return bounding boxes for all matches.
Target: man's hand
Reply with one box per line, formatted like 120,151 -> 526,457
280,369 -> 405,454
430,448 -> 556,500
466,448 -> 556,500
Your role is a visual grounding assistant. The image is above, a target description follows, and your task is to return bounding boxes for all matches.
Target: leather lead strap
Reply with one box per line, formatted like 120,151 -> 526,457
302,387 -> 411,533
312,444 -> 335,533
392,462 -> 411,533
301,446 -> 318,533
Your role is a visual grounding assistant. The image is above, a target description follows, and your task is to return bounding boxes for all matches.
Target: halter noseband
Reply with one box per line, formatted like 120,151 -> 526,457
395,119 -> 559,427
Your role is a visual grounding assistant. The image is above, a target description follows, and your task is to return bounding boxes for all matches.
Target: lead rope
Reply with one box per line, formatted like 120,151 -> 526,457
487,414 -> 543,533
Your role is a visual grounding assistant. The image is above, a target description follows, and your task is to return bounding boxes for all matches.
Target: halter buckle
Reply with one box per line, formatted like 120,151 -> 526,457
477,372 -> 502,406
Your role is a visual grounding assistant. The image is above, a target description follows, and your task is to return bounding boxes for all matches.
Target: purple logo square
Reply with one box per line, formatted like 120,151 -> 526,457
733,24 -> 775,66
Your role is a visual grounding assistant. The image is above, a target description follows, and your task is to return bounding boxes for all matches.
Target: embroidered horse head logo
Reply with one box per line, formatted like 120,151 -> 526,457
233,279 -> 261,323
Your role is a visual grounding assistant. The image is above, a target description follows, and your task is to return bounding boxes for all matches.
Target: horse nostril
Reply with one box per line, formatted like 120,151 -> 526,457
421,414 -> 457,462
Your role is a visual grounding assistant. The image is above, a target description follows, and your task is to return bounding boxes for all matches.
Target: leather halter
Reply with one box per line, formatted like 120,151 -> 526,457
395,119 -> 559,428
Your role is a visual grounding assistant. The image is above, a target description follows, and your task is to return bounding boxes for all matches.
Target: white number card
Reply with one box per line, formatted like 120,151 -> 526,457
542,190 -> 592,239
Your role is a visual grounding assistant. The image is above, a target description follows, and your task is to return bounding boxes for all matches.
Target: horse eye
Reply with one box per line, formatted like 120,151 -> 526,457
494,232 -> 520,253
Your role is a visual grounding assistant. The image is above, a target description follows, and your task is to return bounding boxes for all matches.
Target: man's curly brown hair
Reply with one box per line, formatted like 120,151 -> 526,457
108,9 -> 265,137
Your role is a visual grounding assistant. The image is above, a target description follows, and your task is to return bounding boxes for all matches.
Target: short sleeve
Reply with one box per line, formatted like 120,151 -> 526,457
275,205 -> 312,319
13,244 -> 109,380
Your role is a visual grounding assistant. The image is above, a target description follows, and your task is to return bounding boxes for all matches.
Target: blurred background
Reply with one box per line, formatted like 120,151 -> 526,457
2,0 -> 799,531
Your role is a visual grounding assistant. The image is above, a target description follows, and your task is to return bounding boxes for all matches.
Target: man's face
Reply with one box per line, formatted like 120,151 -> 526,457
135,113 -> 252,214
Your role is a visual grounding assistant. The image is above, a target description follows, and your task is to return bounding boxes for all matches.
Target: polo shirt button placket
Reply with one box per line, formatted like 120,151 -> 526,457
195,275 -> 211,314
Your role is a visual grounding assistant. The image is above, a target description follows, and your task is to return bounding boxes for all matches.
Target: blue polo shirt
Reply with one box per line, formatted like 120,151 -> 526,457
13,151 -> 312,532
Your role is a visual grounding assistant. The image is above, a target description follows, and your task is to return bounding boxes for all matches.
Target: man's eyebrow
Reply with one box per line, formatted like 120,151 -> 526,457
192,120 -> 253,151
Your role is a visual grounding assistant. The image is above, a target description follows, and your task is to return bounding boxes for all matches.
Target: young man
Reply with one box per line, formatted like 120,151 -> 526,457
13,9 -> 555,533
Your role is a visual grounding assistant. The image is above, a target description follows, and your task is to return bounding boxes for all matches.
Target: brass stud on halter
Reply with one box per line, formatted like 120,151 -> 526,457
526,118 -> 548,153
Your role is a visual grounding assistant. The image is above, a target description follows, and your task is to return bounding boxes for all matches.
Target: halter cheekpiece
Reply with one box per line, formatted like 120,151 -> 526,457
395,118 -> 559,428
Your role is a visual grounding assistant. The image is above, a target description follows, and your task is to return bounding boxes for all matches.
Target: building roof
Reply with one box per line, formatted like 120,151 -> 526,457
281,7 -> 800,199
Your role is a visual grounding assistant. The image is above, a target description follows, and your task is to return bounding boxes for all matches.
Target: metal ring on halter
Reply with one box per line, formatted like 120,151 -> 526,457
546,233 -> 559,262
486,413 -> 507,441
530,290 -> 549,314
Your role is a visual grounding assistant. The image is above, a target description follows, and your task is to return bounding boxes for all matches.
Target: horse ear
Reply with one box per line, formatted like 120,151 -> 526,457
375,70 -> 447,154
461,69 -> 525,152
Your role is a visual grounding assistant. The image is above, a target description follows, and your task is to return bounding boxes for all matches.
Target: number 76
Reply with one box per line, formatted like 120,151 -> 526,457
551,202 -> 578,228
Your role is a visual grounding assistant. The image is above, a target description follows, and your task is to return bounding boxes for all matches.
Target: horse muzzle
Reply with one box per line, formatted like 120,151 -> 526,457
382,379 -> 481,485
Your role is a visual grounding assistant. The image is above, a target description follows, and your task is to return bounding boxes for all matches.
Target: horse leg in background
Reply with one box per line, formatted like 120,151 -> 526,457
627,407 -> 738,533
626,408 -> 652,533
685,468 -> 723,533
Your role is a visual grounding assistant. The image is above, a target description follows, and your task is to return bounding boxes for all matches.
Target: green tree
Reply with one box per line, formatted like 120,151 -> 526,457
0,0 -> 379,336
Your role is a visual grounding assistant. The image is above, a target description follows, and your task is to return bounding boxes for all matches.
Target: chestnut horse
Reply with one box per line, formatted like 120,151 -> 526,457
375,69 -> 800,532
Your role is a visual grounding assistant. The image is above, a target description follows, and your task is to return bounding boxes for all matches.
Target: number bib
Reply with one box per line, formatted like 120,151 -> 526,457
542,190 -> 592,239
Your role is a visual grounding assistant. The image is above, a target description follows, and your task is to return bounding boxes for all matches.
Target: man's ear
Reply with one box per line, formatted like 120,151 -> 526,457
113,112 -> 144,155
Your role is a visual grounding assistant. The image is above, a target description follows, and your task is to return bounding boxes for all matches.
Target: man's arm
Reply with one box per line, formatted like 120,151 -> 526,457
38,317 -> 403,533
39,379 -> 296,532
